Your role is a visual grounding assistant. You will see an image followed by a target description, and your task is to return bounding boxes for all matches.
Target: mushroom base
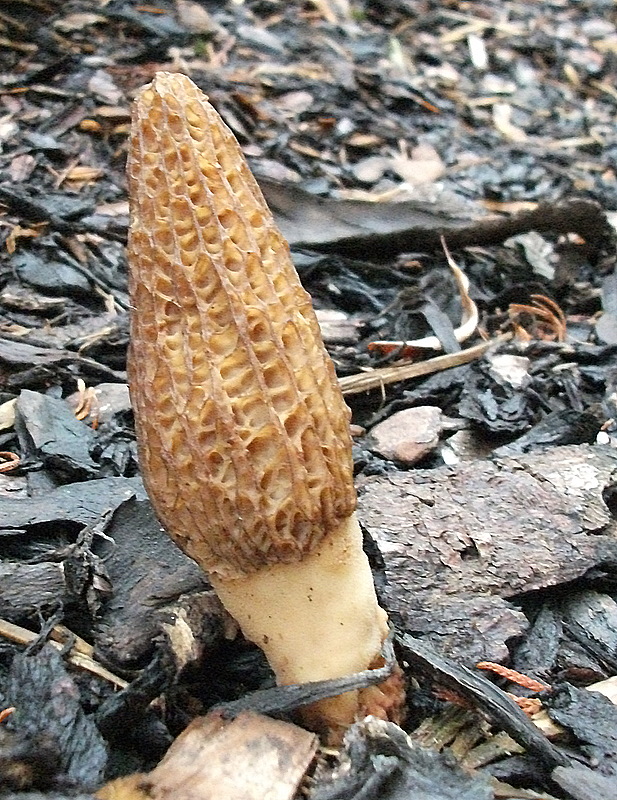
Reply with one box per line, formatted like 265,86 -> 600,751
209,511 -> 396,739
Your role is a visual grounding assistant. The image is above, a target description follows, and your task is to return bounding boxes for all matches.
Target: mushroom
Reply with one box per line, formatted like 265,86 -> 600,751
127,72 -> 404,739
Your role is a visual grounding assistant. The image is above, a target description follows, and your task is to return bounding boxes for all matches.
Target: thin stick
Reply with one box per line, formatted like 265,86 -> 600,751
0,617 -> 128,689
339,333 -> 512,396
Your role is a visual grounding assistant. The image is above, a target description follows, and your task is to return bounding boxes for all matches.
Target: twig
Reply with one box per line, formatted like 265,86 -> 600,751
339,333 -> 512,396
0,618 -> 128,690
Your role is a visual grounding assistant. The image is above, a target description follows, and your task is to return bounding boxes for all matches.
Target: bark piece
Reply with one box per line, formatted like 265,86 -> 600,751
0,477 -> 145,529
93,498 -> 212,669
559,591 -> 617,672
0,338 -> 123,386
368,406 -> 443,465
312,717 -> 493,800
16,390 -> 98,479
358,444 -> 617,664
0,478 -> 148,623
99,711 -> 318,800
261,182 -> 613,261
2,645 -> 108,792
0,562 -> 68,620
546,684 -> 617,764
511,604 -> 562,680
552,765 -> 617,800
12,250 -> 91,297
66,383 -> 131,426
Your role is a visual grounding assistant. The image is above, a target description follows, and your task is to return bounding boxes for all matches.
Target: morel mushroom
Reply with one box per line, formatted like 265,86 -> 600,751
127,72 -> 403,738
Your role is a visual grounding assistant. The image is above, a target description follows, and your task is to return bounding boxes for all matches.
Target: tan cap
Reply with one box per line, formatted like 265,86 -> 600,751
127,72 -> 356,578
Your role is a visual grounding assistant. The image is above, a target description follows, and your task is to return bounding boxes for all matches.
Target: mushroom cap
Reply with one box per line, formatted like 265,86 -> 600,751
127,72 -> 356,578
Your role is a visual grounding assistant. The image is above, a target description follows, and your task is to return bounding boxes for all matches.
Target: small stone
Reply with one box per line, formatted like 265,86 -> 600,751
352,155 -> 390,184
488,353 -> 531,389
368,406 -> 443,465
390,143 -> 445,185
442,430 -> 496,463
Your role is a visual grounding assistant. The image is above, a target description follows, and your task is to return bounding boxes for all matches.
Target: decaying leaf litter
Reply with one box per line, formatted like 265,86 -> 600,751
1,0 -> 617,798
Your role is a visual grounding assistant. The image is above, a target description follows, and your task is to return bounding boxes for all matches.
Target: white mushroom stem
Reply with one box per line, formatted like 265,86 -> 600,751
210,512 -> 389,728
210,511 -> 388,682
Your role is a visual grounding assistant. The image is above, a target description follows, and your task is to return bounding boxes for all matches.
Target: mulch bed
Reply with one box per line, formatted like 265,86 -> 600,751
1,1 -> 617,798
